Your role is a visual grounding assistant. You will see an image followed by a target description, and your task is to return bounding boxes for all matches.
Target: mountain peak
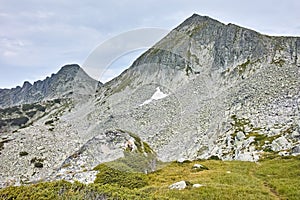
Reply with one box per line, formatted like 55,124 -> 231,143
60,64 -> 80,70
57,64 -> 81,75
0,64 -> 99,108
22,81 -> 32,88
189,13 -> 211,20
176,13 -> 223,30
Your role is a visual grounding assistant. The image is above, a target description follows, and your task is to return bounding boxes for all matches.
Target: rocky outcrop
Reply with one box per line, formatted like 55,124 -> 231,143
169,180 -> 203,190
192,164 -> 209,171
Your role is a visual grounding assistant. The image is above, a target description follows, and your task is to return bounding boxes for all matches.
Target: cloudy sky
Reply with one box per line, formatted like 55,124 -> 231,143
0,0 -> 299,88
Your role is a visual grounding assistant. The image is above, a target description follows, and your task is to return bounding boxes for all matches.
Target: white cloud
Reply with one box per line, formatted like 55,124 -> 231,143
3,50 -> 17,57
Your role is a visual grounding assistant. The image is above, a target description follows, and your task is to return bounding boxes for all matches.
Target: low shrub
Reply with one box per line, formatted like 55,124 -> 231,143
34,162 -> 43,168
208,155 -> 220,160
35,105 -> 46,112
22,104 -> 35,111
94,164 -> 148,189
26,111 -> 37,118
45,120 -> 54,125
19,151 -> 29,157
10,116 -> 29,126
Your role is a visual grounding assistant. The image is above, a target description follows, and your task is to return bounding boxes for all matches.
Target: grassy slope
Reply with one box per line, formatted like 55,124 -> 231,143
0,155 -> 299,200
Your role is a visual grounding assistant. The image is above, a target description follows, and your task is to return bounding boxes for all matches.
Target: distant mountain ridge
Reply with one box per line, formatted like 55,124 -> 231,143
0,64 -> 100,108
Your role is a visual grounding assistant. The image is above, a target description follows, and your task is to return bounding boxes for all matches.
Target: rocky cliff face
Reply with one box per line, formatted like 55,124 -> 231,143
0,64 -> 100,108
0,14 -> 299,187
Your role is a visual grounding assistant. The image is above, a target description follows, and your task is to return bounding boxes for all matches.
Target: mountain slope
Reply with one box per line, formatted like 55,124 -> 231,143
92,14 -> 300,161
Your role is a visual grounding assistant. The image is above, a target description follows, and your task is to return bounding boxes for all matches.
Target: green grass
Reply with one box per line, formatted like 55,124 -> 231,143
147,160 -> 273,199
94,164 -> 148,189
0,156 -> 299,199
0,180 -> 154,200
254,156 -> 300,200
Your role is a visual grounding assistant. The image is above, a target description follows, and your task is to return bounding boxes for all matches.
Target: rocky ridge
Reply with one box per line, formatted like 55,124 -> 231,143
0,64 -> 100,108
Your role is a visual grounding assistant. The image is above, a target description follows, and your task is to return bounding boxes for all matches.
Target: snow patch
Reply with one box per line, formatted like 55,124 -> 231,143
140,87 -> 168,106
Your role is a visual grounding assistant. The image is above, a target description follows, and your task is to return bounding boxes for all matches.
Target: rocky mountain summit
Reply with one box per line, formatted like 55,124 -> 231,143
0,14 -> 299,187
94,13 -> 300,161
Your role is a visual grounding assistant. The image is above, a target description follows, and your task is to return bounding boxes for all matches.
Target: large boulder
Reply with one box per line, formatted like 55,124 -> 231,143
169,181 -> 187,190
192,163 -> 209,171
271,136 -> 291,152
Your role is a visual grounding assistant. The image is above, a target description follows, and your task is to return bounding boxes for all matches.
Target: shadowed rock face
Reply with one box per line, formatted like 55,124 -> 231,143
0,14 -> 300,187
0,64 -> 100,108
134,14 -> 299,72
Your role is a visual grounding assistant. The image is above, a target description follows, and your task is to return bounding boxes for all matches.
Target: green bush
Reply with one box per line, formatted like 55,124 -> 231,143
35,104 -> 46,112
94,164 -> 148,189
22,104 -> 35,111
10,116 -> 29,126
1,106 -> 21,115
208,155 -> 220,160
53,99 -> 61,104
19,151 -> 29,157
45,120 -> 54,125
34,162 -> 43,168
26,110 -> 37,118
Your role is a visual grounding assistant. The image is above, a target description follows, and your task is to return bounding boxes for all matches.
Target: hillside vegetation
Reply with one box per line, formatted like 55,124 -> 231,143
0,155 -> 299,199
